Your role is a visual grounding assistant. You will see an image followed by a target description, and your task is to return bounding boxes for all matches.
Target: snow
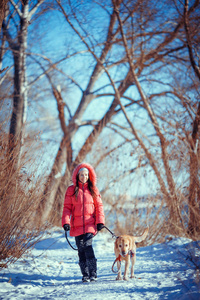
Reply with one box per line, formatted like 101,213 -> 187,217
0,228 -> 199,300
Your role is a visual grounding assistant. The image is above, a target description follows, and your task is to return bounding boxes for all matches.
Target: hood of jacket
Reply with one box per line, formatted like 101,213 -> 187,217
72,163 -> 97,186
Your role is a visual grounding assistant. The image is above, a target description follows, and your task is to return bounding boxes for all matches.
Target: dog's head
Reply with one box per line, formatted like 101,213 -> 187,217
115,235 -> 134,257
114,228 -> 149,257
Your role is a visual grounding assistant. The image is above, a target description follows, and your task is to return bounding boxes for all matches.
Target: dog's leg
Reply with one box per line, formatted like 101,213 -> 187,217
123,257 -> 130,281
116,261 -> 122,280
130,254 -> 136,278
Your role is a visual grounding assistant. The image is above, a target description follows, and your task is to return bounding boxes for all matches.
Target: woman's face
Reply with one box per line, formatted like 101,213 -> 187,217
78,170 -> 89,184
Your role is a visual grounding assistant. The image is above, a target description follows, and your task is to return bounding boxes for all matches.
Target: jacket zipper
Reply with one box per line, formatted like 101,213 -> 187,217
82,183 -> 85,234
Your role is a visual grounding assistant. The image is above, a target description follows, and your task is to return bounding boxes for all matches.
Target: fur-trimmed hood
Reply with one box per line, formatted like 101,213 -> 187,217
72,163 -> 97,186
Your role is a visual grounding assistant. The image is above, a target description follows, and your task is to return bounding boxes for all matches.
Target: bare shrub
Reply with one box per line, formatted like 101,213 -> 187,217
102,178 -> 200,247
0,127 -> 47,269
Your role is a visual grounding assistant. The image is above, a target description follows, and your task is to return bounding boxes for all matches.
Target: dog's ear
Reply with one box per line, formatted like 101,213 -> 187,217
128,236 -> 133,250
134,227 -> 149,243
115,237 -> 119,248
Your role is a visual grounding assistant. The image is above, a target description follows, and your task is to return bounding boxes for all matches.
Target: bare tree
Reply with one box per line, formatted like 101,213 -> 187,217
110,0 -> 200,236
184,0 -> 200,235
2,0 -> 45,163
2,0 -> 199,239
37,0 -> 200,230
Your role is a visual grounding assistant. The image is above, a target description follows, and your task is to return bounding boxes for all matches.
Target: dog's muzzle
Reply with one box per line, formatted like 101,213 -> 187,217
121,251 -> 128,257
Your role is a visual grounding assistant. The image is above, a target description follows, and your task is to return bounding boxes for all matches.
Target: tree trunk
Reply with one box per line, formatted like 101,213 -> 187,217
38,137 -> 67,224
9,49 -> 25,157
49,164 -> 71,226
188,151 -> 199,236
188,102 -> 200,236
9,1 -> 29,164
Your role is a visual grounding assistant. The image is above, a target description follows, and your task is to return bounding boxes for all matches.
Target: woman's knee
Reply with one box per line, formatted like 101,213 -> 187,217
84,245 -> 95,259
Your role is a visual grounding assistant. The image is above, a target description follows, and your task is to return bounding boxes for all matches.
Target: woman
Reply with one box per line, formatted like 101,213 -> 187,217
62,163 -> 105,282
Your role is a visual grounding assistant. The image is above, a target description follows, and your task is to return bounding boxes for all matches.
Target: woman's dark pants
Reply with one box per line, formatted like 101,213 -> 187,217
75,233 -> 97,280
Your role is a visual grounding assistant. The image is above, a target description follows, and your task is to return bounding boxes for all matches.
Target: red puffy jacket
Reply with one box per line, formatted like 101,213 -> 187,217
62,163 -> 105,237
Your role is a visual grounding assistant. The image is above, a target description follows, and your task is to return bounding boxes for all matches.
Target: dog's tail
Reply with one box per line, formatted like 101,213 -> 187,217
135,227 -> 149,243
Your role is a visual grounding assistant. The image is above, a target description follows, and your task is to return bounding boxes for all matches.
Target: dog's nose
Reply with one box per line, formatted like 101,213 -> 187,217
122,251 -> 126,255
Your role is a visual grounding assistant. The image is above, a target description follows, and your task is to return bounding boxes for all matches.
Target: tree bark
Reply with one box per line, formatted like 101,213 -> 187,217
0,0 -> 9,32
3,0 -> 29,163
188,102 -> 200,236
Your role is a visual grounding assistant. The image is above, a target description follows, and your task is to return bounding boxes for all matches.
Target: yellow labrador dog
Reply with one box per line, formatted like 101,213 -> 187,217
114,227 -> 149,281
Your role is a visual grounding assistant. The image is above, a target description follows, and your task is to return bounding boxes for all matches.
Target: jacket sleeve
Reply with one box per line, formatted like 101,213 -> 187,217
61,186 -> 73,227
94,188 -> 105,225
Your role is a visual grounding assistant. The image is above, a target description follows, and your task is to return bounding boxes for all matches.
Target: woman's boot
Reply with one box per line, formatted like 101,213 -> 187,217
87,258 -> 97,281
79,261 -> 90,282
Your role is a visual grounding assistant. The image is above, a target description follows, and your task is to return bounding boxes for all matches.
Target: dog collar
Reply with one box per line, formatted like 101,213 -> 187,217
117,251 -> 134,261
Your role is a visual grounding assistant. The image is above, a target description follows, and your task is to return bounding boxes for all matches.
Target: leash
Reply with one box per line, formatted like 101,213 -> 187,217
65,225 -> 135,275
112,255 -> 122,273
65,230 -> 99,251
103,225 -> 118,239
65,225 -> 117,251
65,231 -> 78,251
112,251 -> 134,273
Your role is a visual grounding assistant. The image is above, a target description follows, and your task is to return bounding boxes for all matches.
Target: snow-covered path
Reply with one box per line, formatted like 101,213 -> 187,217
0,228 -> 199,299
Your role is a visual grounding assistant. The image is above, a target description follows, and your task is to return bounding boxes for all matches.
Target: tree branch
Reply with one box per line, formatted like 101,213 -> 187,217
10,0 -> 22,18
28,0 -> 46,20
184,0 -> 200,81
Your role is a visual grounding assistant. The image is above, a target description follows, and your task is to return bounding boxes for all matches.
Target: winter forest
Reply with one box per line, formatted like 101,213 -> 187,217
0,0 -> 200,275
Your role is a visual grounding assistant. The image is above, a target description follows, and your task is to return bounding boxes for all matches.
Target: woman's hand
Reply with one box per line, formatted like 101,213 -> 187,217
63,224 -> 70,231
97,223 -> 104,231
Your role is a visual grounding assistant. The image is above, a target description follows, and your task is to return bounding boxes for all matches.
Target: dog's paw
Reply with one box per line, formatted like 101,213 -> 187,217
123,276 -> 129,281
130,275 -> 135,279
116,275 -> 123,281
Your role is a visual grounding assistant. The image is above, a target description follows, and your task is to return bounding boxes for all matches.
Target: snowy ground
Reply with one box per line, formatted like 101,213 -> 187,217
0,228 -> 199,300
